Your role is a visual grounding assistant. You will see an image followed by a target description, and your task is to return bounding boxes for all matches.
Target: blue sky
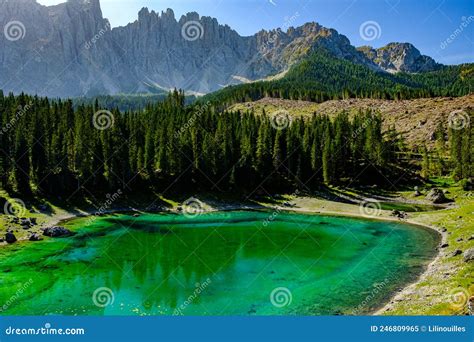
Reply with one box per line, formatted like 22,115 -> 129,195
38,0 -> 473,64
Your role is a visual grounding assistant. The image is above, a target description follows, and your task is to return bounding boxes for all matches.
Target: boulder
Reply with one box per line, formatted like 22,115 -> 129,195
425,188 -> 448,204
20,218 -> 31,226
29,233 -> 42,241
451,249 -> 462,257
391,210 -> 407,219
463,248 -> 474,262
440,243 -> 449,248
5,232 -> 17,244
42,226 -> 73,237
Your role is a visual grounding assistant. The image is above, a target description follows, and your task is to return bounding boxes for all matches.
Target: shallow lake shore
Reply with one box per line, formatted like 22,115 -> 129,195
0,192 -> 471,315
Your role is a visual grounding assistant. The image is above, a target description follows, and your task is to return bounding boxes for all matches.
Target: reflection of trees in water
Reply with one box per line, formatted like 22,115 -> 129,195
101,221 -> 244,312
101,217 -> 328,313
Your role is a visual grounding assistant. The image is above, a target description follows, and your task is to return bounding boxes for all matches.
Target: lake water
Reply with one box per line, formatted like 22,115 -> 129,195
0,211 -> 439,315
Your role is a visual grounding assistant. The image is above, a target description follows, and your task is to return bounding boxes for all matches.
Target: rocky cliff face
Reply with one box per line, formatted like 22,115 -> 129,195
0,0 -> 110,97
357,43 -> 441,73
0,0 -> 442,98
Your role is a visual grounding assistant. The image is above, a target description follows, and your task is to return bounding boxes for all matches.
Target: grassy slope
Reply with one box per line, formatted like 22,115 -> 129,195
382,181 -> 474,315
230,94 -> 474,148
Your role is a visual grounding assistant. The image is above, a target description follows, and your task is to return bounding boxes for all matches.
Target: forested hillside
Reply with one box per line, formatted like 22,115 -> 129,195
0,90 -> 472,198
204,50 -> 474,106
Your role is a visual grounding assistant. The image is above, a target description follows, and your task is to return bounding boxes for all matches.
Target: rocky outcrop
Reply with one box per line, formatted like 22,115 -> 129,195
464,248 -> 474,263
0,0 -> 442,98
425,188 -> 449,204
358,43 -> 441,73
0,0 -> 111,97
42,226 -> 73,237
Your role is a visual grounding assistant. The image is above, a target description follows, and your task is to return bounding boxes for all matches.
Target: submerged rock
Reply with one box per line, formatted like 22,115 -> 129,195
425,188 -> 448,204
463,248 -> 474,263
42,226 -> 73,238
5,232 -> 17,244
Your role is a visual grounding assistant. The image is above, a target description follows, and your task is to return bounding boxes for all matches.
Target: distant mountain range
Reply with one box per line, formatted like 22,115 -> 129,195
0,0 -> 468,99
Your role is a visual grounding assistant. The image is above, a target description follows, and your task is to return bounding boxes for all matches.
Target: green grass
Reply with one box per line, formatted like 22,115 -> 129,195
387,181 -> 474,315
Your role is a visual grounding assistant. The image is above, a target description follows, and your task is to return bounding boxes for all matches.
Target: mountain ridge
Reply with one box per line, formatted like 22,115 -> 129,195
0,0 -> 450,98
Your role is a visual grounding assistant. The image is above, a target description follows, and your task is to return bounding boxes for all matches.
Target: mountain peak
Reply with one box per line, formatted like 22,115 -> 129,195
138,7 -> 150,18
358,42 -> 440,73
162,8 -> 175,18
